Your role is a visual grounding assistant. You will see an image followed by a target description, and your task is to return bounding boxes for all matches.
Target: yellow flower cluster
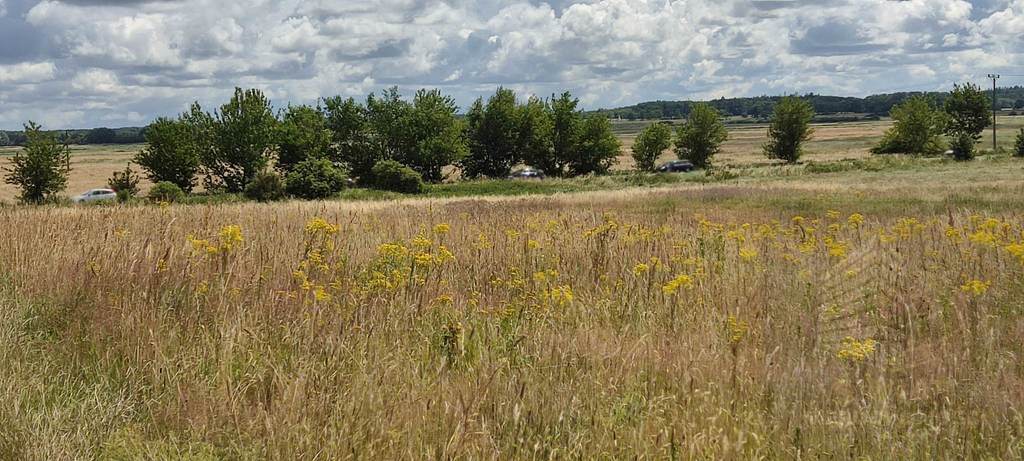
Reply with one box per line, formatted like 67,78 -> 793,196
960,279 -> 991,296
663,274 -> 694,295
725,315 -> 748,346
187,225 -> 244,256
837,337 -> 878,362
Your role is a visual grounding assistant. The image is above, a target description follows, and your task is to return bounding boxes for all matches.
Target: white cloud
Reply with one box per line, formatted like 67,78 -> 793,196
0,62 -> 56,84
0,0 -> 1020,129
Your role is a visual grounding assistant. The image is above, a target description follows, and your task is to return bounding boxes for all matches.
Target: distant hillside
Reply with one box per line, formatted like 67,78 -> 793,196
594,86 -> 1024,120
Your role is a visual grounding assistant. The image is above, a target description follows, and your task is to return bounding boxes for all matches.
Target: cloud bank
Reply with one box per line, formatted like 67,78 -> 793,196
0,0 -> 1021,129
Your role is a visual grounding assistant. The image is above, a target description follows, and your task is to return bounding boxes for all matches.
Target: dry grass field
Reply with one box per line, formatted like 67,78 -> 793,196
1,155 -> 1024,458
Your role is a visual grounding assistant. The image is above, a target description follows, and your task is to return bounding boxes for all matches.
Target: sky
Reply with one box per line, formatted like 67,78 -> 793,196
0,0 -> 1022,130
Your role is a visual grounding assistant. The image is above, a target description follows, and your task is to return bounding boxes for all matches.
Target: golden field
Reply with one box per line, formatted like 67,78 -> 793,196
1,157 -> 1024,458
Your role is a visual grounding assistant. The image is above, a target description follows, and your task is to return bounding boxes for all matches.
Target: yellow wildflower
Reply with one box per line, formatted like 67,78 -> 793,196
739,247 -> 758,262
847,213 -> 865,227
305,217 -> 339,235
433,223 -> 451,235
960,279 -> 991,296
837,337 -> 878,362
726,315 -> 749,346
662,274 -> 694,295
632,263 -> 650,276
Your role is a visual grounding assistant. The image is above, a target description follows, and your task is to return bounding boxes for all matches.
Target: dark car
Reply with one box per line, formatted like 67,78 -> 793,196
508,167 -> 545,180
657,160 -> 695,173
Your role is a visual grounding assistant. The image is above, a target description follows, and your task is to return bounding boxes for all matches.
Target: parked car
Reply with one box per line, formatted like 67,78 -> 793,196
73,188 -> 118,203
657,160 -> 695,173
508,167 -> 545,180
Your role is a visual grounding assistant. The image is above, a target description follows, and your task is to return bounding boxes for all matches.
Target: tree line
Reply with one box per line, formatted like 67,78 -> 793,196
595,86 -> 1024,120
6,83 -> 1017,205
0,126 -> 146,147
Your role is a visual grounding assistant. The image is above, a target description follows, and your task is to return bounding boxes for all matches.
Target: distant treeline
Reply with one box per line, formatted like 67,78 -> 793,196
0,126 -> 146,147
593,86 -> 1024,120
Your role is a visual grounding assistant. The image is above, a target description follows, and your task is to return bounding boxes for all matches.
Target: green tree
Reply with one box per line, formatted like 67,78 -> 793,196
570,116 -> 620,176
3,122 -> 70,203
547,92 -> 581,177
517,96 -> 554,175
674,103 -> 728,169
323,96 -> 375,182
203,88 -> 278,192
276,105 -> 333,174
871,96 -> 947,156
135,117 -> 201,192
763,96 -> 814,163
631,122 -> 672,172
0,131 -> 9,146
462,87 -> 522,178
944,82 -> 990,160
394,89 -> 467,182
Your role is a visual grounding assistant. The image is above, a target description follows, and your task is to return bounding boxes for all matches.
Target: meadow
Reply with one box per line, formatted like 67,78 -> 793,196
1,146 -> 1024,458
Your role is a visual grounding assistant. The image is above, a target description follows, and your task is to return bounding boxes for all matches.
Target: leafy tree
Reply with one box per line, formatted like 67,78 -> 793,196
570,116 -> 620,176
674,103 -> 728,169
631,122 -> 672,172
1014,128 -> 1024,157
203,88 -> 278,192
871,96 -> 947,156
323,96 -> 374,182
0,131 -> 9,146
548,92 -> 582,177
394,89 -> 467,182
763,96 -> 814,163
85,127 -> 117,144
944,82 -> 990,160
135,117 -> 201,192
107,164 -> 141,201
3,121 -> 70,203
462,87 -> 522,178
276,105 -> 332,174
517,96 -> 554,175
284,158 -> 347,200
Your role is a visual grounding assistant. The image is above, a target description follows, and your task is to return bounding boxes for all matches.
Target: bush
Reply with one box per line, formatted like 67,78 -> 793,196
371,160 -> 425,194
148,181 -> 185,203
284,158 -> 347,200
949,133 -> 977,161
1014,128 -> 1024,157
107,165 -> 141,201
244,170 -> 285,202
871,96 -> 947,156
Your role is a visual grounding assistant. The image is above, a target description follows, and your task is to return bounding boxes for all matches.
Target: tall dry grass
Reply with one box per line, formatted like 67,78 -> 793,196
0,186 -> 1022,459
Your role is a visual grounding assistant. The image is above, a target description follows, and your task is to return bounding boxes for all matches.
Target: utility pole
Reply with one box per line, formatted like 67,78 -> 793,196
987,74 -> 1000,152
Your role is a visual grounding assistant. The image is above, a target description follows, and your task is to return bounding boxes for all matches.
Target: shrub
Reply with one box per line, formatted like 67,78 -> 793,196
1013,128 -> 1024,157
148,181 -> 185,203
244,170 -> 285,202
763,96 -> 814,164
675,103 -> 728,169
107,165 -> 141,201
631,123 -> 672,172
871,96 -> 947,156
3,121 -> 70,204
285,158 -> 347,200
371,160 -> 425,194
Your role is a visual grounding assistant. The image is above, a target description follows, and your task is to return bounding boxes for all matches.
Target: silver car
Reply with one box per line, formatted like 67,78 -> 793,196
73,188 -> 118,203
